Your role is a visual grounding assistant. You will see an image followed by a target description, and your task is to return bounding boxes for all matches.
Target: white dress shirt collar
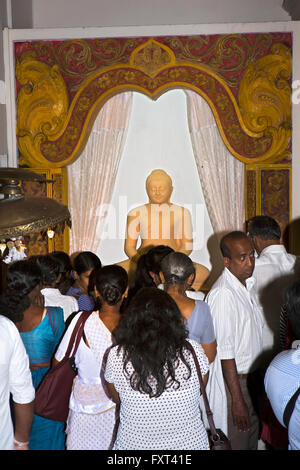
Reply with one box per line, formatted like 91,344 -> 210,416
224,267 -> 256,292
41,287 -> 59,294
259,244 -> 287,256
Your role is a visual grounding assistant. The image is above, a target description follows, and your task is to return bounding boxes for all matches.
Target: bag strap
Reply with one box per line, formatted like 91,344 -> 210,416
187,341 -> 219,438
283,386 -> 300,428
64,310 -> 92,359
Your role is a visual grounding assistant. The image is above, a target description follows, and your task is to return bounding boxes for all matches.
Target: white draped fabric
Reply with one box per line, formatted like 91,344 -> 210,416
68,92 -> 133,253
186,90 -> 245,235
186,90 -> 247,435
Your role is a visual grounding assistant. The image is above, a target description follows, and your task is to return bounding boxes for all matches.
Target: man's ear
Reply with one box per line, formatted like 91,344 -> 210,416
149,271 -> 156,281
252,235 -> 264,255
186,273 -> 195,288
223,257 -> 230,268
73,270 -> 79,280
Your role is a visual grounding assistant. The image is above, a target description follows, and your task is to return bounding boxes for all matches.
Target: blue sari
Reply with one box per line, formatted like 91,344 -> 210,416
20,306 -> 66,450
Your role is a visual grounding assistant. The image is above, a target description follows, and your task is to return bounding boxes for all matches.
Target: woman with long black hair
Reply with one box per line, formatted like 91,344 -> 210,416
104,287 -> 210,450
160,252 -> 227,435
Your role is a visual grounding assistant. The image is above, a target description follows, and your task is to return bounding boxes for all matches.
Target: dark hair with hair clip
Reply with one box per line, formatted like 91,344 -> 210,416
160,251 -> 195,286
90,265 -> 128,306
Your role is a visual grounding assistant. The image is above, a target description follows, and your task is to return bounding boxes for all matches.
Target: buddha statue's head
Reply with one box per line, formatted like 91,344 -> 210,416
146,169 -> 173,204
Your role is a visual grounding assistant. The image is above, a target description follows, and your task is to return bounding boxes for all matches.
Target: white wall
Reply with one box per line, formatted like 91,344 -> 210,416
0,0 -> 9,158
98,90 -> 217,271
31,0 -> 290,28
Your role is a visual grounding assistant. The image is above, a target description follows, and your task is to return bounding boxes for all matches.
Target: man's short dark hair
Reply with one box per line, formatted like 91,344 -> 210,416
247,215 -> 281,241
220,231 -> 249,259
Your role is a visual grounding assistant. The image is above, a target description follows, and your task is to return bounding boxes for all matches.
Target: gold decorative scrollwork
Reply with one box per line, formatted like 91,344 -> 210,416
16,51 -> 69,167
130,39 -> 175,77
164,34 -> 275,89
16,36 -> 292,168
238,43 -> 291,162
13,33 -> 293,255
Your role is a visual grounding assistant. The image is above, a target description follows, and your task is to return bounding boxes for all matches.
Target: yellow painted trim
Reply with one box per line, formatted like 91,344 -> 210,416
49,167 -> 70,253
244,164 -> 248,223
256,167 -> 261,216
17,36 -> 291,168
61,167 -> 70,254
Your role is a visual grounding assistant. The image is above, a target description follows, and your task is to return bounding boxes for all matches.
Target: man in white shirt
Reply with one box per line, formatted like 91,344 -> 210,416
206,231 -> 264,450
0,315 -> 35,450
248,215 -> 297,364
34,254 -> 78,321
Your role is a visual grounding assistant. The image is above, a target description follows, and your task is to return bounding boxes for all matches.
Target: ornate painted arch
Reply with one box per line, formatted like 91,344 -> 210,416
14,33 -> 292,252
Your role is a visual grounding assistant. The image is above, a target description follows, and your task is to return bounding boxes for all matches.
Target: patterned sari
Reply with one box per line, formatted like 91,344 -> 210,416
20,306 -> 66,450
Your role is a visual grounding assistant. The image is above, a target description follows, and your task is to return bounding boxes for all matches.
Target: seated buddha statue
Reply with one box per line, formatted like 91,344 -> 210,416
117,169 -> 210,291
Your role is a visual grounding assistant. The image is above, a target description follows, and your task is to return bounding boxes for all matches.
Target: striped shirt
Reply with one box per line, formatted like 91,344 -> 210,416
264,345 -> 300,450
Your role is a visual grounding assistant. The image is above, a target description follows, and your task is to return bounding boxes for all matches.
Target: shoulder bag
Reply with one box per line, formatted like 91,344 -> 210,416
283,386 -> 300,428
188,342 -> 232,450
34,310 -> 92,422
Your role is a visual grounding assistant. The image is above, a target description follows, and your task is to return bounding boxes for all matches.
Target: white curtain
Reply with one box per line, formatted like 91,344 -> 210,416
68,92 -> 133,254
186,90 -> 245,235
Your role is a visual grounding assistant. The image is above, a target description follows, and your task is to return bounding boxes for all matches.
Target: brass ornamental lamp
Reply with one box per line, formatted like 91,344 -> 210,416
0,168 -> 71,240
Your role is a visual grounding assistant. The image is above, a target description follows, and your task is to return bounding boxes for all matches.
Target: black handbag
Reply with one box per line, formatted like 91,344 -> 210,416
188,342 -> 232,450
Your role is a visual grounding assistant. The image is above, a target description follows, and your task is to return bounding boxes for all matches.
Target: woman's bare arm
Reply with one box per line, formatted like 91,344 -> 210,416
105,381 -> 120,404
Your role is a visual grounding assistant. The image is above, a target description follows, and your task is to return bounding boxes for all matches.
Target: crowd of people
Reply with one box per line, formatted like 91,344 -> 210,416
0,215 -> 299,451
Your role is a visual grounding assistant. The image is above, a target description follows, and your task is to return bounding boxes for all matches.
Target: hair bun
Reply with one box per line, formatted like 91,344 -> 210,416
101,284 -> 122,306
